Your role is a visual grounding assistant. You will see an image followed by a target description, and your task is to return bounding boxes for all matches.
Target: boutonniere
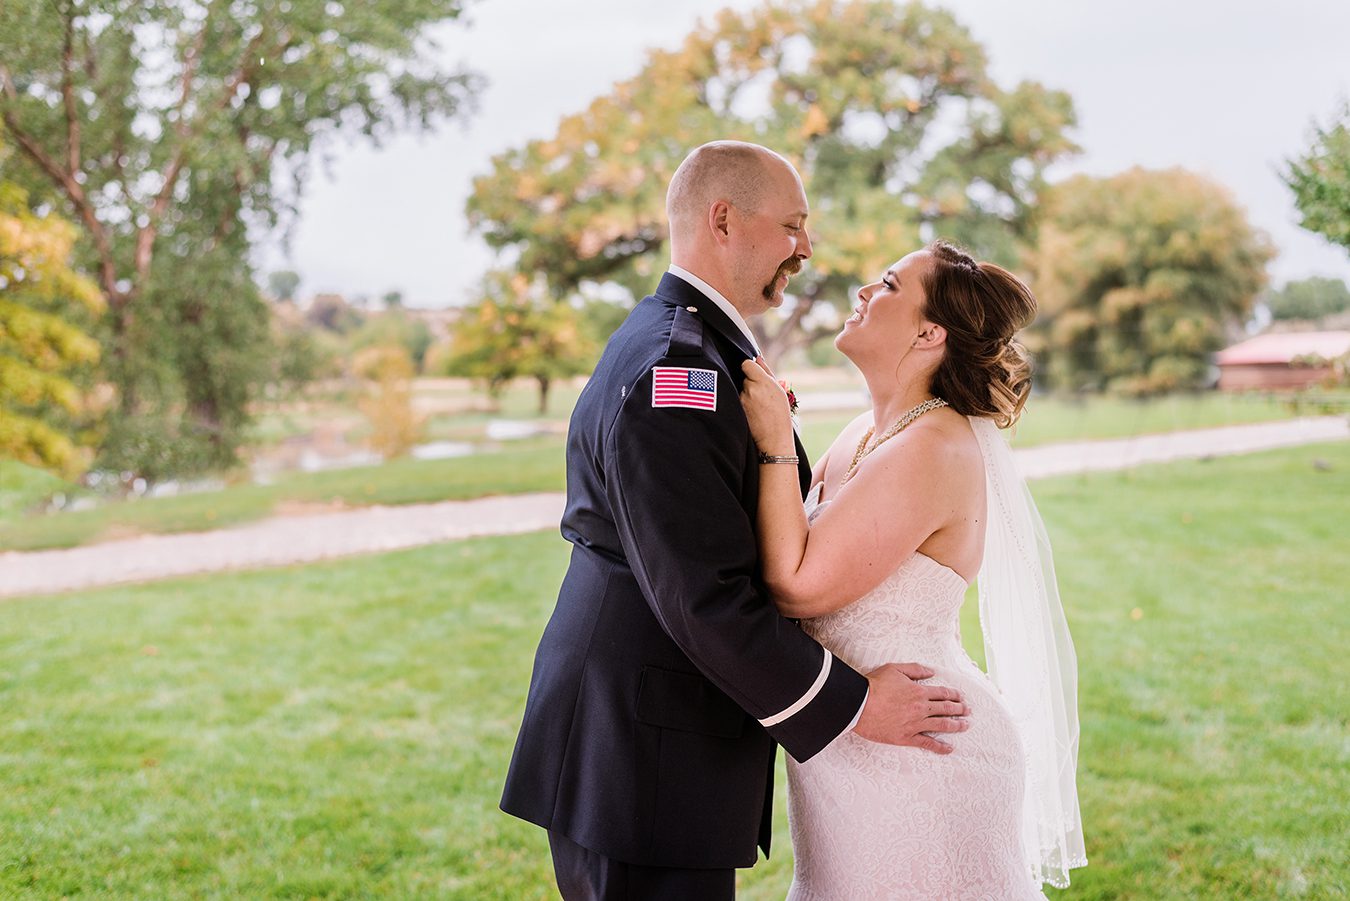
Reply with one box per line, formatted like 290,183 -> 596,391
778,379 -> 799,416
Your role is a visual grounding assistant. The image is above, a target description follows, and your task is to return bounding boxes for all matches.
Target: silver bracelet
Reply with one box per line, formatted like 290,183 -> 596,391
757,452 -> 799,465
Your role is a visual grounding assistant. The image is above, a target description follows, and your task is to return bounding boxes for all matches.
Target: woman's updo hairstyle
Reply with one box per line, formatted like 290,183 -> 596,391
919,239 -> 1036,429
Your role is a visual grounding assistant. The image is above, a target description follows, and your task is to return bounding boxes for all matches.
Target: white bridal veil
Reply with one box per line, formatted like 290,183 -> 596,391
970,416 -> 1087,889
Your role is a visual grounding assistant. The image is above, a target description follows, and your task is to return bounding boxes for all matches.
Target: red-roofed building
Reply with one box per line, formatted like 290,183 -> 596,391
1215,331 -> 1350,390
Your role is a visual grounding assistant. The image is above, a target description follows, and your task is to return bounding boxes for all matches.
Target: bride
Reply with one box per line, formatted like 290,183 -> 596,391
739,239 -> 1086,899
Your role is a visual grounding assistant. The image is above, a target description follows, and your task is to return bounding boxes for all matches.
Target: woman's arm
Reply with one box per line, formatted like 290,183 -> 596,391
738,361 -> 814,613
740,361 -> 968,619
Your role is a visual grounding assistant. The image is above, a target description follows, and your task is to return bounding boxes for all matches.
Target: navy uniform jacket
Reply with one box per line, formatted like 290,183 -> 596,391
500,273 -> 868,869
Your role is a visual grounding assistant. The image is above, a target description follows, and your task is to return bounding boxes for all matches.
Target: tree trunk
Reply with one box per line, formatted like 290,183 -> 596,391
179,296 -> 229,466
537,375 -> 551,414
109,301 -> 138,415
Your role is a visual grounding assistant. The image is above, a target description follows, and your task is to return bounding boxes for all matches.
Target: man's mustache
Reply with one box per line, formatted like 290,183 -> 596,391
764,258 -> 803,299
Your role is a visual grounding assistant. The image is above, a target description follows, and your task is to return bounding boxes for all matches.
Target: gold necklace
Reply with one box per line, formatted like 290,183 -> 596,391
843,397 -> 949,484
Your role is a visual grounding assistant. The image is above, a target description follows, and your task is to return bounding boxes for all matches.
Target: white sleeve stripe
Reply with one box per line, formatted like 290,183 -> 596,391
757,650 -> 832,728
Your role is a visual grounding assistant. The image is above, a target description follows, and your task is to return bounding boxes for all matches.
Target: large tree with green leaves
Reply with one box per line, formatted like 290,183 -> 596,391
1026,167 -> 1274,395
0,177 -> 103,476
0,0 -> 478,477
1285,102 -> 1350,254
467,0 -> 1077,361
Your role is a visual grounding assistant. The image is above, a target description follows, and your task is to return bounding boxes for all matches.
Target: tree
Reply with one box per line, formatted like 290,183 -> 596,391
467,0 -> 1077,362
117,230 -> 280,477
0,0 -> 479,477
1265,276 -> 1350,322
267,270 -> 301,303
353,344 -> 422,459
1285,102 -> 1350,254
0,178 -> 103,476
445,271 -> 596,413
1026,168 -> 1275,395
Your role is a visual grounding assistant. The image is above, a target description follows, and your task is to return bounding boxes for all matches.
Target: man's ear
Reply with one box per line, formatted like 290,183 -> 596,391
914,322 -> 947,350
708,200 -> 732,243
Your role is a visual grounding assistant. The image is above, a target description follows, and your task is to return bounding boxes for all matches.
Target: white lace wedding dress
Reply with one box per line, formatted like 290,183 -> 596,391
785,483 -> 1047,901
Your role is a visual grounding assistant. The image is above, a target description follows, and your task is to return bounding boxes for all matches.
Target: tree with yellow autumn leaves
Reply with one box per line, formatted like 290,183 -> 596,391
443,271 -> 596,414
467,0 -> 1078,362
0,176 -> 103,475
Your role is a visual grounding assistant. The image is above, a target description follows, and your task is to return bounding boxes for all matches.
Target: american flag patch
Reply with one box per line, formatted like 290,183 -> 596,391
651,366 -> 718,411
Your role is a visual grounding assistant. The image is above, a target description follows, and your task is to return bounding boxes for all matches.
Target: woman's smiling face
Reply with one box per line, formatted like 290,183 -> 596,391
836,250 -> 935,362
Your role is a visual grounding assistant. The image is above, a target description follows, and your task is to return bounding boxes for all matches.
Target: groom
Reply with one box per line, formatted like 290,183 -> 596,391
501,141 -> 967,899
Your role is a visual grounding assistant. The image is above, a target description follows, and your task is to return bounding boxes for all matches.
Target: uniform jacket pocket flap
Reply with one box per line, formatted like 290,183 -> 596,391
636,666 -> 746,739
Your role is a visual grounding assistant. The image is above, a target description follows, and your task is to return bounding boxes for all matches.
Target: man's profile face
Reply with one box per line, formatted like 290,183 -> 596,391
729,163 -> 813,315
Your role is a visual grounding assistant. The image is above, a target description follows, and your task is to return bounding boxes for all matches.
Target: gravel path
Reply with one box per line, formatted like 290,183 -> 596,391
1011,415 -> 1347,478
2,416 -> 1345,599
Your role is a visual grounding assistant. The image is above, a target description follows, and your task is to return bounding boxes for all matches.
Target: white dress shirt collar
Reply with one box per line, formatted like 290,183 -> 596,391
667,263 -> 760,356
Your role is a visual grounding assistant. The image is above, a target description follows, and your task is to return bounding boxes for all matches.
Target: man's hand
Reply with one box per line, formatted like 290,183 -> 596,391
852,663 -> 969,754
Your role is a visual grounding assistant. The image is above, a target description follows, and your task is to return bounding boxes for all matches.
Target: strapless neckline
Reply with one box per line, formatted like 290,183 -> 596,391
803,483 -> 970,588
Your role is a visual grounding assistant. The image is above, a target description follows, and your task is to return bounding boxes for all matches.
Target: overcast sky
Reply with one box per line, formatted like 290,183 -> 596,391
257,0 -> 1350,308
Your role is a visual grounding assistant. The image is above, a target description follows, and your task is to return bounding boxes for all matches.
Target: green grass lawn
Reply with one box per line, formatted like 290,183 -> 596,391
1,442 -> 1346,898
0,461 -> 66,521
0,389 -> 1314,553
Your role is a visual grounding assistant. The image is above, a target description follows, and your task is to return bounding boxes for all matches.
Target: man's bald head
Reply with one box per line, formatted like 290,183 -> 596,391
664,141 -> 813,316
666,141 -> 798,240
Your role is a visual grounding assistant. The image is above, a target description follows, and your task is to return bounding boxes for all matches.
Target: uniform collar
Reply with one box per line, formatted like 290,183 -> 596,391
666,264 -> 761,358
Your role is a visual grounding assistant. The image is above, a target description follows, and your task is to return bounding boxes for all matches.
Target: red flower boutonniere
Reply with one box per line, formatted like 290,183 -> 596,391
778,379 -> 799,416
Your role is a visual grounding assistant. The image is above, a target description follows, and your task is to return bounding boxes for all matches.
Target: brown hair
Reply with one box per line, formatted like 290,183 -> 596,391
919,239 -> 1036,428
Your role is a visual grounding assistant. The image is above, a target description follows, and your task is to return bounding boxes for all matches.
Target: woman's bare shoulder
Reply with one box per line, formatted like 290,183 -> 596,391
929,409 -> 984,470
867,407 -> 982,484
929,407 -> 982,453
